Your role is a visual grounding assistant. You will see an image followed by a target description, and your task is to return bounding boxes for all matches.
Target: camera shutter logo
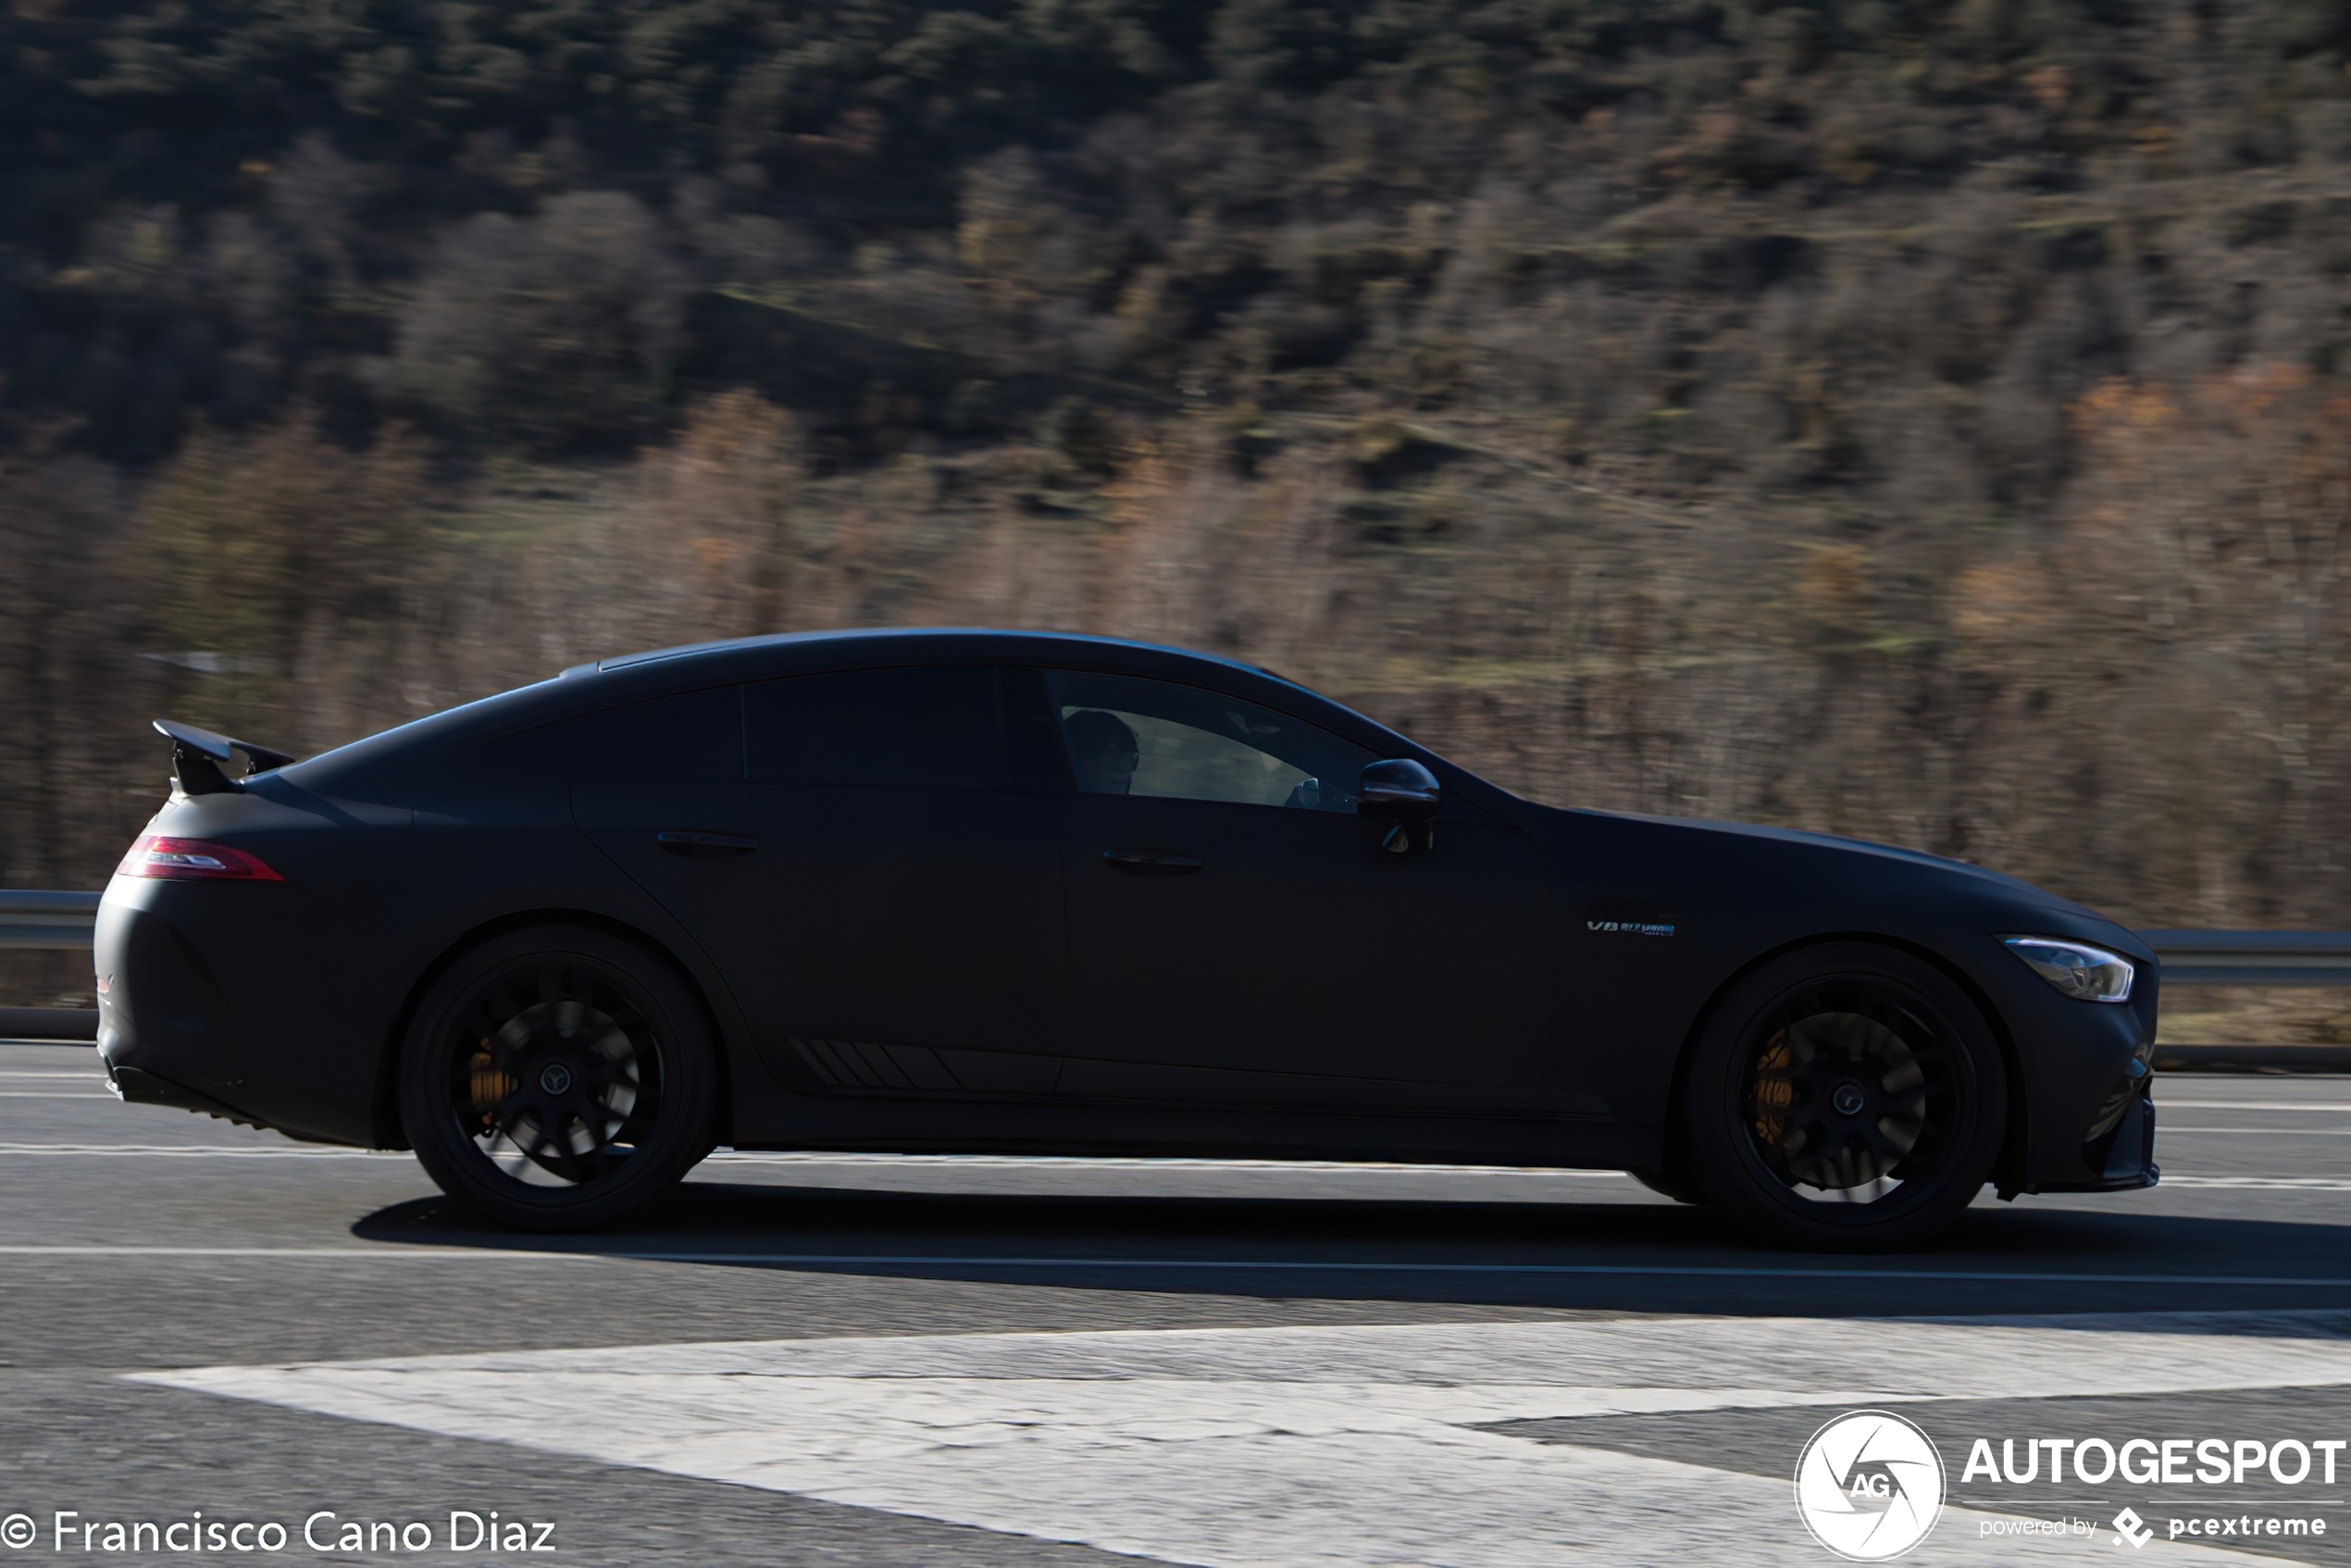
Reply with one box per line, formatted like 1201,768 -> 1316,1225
1794,1410 -> 1947,1561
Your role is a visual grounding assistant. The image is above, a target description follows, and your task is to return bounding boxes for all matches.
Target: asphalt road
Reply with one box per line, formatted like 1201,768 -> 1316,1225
7,1039 -> 2351,1565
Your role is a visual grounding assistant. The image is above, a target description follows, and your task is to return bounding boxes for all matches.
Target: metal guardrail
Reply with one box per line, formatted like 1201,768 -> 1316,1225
2137,930 -> 2351,987
0,890 -> 99,951
2,892 -> 104,1039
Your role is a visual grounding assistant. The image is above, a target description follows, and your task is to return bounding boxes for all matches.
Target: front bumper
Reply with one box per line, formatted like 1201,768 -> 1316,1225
1977,931 -> 2162,1194
2035,1082 -> 2158,1192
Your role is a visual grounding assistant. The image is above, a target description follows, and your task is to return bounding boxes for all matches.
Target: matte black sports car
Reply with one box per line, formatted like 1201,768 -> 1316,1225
94,629 -> 2158,1248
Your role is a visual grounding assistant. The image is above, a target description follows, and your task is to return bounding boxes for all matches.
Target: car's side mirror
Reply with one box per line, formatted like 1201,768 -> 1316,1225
1358,758 -> 1439,852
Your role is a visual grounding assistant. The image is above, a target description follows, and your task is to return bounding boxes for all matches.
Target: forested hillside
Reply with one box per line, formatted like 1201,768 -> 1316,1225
6,0 -> 2351,977
13,0 -> 2350,464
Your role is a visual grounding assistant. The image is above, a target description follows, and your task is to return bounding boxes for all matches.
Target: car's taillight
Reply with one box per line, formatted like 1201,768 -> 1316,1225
115,834 -> 284,882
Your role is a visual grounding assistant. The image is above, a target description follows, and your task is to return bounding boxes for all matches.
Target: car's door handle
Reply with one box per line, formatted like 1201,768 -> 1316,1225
1101,847 -> 1202,876
656,830 -> 759,855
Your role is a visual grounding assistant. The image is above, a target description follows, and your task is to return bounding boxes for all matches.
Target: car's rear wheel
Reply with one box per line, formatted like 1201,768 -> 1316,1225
1683,943 -> 2006,1251
398,926 -> 717,1231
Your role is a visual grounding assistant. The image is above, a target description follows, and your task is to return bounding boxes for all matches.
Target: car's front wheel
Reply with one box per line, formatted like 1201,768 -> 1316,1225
1683,943 -> 2007,1251
398,926 -> 717,1231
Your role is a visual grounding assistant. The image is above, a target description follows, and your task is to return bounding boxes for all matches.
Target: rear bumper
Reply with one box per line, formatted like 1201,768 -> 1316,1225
94,877 -> 385,1146
94,884 -> 248,1118
105,1062 -> 267,1129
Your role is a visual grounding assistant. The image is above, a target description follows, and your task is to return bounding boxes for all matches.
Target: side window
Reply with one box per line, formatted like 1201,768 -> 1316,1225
1044,669 -> 1372,812
748,666 -> 1006,789
604,686 -> 743,781
552,685 -> 742,785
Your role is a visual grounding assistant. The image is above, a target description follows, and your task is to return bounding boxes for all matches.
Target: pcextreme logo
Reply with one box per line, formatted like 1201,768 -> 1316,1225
1794,1411 -> 1947,1561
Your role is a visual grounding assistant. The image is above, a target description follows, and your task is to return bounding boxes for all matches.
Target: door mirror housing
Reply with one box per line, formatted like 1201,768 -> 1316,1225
1358,758 -> 1441,820
1358,760 -> 1440,852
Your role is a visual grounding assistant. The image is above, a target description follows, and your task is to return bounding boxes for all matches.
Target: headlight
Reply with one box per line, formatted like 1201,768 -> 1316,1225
2003,936 -> 2135,1002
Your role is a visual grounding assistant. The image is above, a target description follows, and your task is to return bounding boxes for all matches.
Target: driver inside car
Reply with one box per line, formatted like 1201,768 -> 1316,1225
1065,708 -> 1141,795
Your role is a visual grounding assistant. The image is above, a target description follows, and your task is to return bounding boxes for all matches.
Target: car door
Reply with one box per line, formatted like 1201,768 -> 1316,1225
1036,666 -> 1555,1114
575,666 -> 1066,1096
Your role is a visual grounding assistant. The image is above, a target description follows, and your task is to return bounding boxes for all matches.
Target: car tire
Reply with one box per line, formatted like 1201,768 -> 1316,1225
398,926 -> 718,1231
1682,942 -> 2006,1251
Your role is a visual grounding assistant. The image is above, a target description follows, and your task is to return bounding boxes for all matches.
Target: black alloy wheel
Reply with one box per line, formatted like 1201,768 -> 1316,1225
399,927 -> 717,1231
1683,942 -> 2007,1250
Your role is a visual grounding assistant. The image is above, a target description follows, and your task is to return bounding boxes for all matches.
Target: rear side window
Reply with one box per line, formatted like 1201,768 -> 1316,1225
592,686 -> 743,781
747,666 -> 1006,789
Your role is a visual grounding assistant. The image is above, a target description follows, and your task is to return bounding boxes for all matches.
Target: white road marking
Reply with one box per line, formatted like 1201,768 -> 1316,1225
0,1070 -> 106,1080
7,1245 -> 2351,1288
706,1152 -> 1638,1176
0,1246 -> 483,1259
2155,1101 -> 2351,1112
0,1143 -> 393,1158
2153,1128 -> 2351,1142
140,1317 -> 2329,1566
0,1089 -> 114,1098
2161,1175 -> 2351,1191
0,1141 -> 1640,1174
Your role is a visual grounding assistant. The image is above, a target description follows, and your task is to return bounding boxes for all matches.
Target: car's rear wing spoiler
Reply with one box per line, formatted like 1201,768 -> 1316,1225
154,719 -> 296,797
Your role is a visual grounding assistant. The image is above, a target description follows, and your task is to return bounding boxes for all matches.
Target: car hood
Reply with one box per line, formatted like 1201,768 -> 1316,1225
1594,810 -> 2114,925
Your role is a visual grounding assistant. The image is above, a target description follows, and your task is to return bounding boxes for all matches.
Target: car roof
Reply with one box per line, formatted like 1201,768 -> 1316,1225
290,627 -> 1387,779
586,628 -> 1285,685
284,625 -> 1526,817
573,627 -> 1362,717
